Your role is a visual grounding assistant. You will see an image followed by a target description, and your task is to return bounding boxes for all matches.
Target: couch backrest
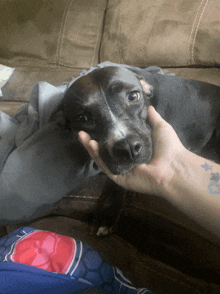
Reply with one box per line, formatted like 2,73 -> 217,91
0,0 -> 107,69
0,0 -> 220,69
100,0 -> 220,67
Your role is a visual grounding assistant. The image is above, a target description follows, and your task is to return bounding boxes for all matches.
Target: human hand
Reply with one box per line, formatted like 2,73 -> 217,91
78,106 -> 186,196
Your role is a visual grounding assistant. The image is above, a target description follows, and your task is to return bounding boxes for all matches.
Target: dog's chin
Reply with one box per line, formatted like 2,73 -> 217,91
107,163 -> 136,175
104,153 -> 153,175
99,145 -> 153,175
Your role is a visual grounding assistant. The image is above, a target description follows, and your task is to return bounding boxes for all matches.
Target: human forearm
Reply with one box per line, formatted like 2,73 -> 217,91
161,150 -> 220,237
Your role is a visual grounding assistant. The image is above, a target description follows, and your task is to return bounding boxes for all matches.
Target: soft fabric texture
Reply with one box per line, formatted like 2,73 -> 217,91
0,0 -> 107,69
100,0 -> 220,67
2,0 -> 220,69
0,227 -> 152,294
0,78 -> 98,225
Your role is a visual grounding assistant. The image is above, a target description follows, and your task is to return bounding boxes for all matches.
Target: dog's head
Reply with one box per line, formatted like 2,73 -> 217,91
59,66 -> 154,174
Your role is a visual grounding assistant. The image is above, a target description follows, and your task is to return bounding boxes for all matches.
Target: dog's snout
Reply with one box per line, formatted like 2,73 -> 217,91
112,138 -> 142,161
133,141 -> 142,156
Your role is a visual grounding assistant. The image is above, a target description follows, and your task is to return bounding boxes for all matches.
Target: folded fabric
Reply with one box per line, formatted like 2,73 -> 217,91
0,64 -> 15,97
0,227 -> 153,294
0,62 -> 174,225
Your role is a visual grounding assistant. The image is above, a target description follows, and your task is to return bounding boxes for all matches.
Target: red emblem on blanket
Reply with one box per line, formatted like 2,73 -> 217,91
10,231 -> 76,274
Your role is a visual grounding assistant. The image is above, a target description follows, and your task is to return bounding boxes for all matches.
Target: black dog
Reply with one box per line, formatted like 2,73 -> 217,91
59,66 -> 220,235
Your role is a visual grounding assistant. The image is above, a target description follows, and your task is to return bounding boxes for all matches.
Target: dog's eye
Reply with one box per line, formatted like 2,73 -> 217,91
128,91 -> 140,102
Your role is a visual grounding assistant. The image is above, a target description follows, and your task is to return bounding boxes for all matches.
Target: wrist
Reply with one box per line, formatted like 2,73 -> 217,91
161,149 -> 212,205
148,149 -> 191,198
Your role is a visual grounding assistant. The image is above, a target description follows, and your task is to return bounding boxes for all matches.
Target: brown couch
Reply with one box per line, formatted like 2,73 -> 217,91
1,0 -> 220,293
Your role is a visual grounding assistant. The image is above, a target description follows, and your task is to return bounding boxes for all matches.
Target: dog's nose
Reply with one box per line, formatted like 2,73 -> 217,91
112,138 -> 142,161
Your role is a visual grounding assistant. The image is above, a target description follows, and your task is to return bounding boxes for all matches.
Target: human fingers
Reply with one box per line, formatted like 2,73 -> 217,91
78,131 -> 114,176
147,105 -> 185,166
147,105 -> 170,130
78,131 -> 96,158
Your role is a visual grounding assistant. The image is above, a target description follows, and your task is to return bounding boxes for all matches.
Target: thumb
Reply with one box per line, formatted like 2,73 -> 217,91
147,105 -> 168,129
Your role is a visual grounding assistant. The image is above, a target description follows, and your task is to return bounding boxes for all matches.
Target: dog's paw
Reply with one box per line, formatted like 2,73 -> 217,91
96,226 -> 113,236
89,224 -> 113,237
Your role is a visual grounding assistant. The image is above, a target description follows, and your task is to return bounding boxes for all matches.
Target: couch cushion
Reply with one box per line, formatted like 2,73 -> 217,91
100,0 -> 220,67
0,67 -> 81,102
163,67 -> 220,86
1,66 -> 220,106
0,0 -> 107,69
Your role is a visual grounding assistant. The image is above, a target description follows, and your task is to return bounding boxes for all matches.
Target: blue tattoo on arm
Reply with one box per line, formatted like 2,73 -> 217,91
201,163 -> 212,171
201,163 -> 220,195
208,181 -> 220,194
210,173 -> 220,182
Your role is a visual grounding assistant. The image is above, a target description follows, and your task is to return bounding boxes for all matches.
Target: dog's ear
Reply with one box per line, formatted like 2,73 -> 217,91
49,104 -> 67,127
133,73 -> 153,99
139,79 -> 153,98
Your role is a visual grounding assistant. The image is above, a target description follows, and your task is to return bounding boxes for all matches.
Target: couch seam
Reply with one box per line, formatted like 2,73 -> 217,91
188,0 -> 205,64
116,2 -> 122,64
91,5 -> 107,67
188,0 -> 209,65
191,0 -> 209,64
145,4 -> 164,66
56,0 -> 73,67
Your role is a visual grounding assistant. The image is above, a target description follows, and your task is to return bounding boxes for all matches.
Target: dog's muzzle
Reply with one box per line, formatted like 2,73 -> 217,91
99,133 -> 153,175
112,135 -> 143,162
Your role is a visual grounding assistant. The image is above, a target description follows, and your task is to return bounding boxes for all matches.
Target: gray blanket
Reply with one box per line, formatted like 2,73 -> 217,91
0,62 -> 174,225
